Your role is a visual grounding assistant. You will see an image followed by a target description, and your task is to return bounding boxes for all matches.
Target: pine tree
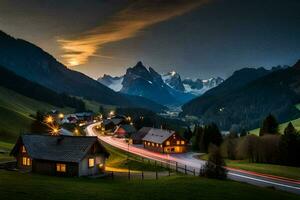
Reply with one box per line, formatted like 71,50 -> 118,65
279,122 -> 300,166
183,126 -> 193,142
259,114 -> 279,136
203,123 -> 223,152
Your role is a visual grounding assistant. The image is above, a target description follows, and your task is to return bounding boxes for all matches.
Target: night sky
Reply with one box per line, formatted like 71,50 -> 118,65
0,0 -> 299,79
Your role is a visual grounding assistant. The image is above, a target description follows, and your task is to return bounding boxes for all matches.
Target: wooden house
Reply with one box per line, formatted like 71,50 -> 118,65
10,134 -> 109,177
114,124 -> 136,138
142,128 -> 187,153
131,127 -> 152,144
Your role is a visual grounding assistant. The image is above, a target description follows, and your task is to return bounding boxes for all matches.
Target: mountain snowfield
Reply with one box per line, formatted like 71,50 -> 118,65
98,64 -> 224,98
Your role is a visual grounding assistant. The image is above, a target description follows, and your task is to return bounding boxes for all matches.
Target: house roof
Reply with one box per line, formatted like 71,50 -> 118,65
142,128 -> 175,144
115,124 -> 136,133
131,127 -> 152,140
11,134 -> 109,163
111,118 -> 124,125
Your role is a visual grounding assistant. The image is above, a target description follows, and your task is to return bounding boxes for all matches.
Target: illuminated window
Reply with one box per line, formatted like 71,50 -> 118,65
88,158 -> 95,168
181,141 -> 185,145
176,141 -> 180,145
156,144 -> 159,147
166,141 -> 170,146
160,144 -> 163,147
56,163 -> 66,172
148,142 -> 151,146
152,143 -> 155,147
22,146 -> 26,153
22,157 -> 31,166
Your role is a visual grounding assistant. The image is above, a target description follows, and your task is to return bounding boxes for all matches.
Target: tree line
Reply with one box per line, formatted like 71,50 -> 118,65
184,114 -> 300,167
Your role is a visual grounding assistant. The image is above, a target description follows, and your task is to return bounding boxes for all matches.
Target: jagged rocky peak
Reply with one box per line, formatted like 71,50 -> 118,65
162,70 -> 185,92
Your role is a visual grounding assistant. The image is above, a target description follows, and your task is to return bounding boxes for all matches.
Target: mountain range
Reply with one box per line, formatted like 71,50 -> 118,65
98,62 -> 223,105
0,30 -> 165,112
181,62 -> 300,130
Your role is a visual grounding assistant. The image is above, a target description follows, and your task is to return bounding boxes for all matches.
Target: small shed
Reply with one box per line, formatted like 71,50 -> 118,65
10,134 -> 109,177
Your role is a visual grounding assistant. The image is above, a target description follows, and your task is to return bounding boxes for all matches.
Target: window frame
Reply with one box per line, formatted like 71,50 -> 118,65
88,158 -> 95,168
56,163 -> 67,172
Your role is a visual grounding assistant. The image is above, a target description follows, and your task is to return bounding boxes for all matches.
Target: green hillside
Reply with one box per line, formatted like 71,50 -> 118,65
0,86 -> 74,142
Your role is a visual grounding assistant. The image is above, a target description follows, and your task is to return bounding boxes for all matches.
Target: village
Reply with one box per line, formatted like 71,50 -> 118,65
9,109 -> 189,177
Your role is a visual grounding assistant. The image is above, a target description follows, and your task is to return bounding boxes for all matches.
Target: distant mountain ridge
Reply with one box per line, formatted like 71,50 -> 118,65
0,30 -> 165,112
181,63 -> 300,130
97,62 -> 223,105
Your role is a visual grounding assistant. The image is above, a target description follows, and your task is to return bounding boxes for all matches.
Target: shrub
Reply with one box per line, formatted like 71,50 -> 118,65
200,145 -> 227,179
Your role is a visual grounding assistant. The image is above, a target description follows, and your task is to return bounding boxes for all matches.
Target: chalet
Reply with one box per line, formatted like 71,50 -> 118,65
10,134 -> 109,177
114,124 -> 136,138
101,117 -> 126,133
142,128 -> 187,154
131,127 -> 152,144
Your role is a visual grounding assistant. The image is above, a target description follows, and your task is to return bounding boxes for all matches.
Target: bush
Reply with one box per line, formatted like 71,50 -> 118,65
200,145 -> 227,179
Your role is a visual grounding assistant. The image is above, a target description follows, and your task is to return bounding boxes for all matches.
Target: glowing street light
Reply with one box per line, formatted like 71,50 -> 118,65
58,113 -> 64,119
109,110 -> 115,117
51,127 -> 60,136
45,116 -> 54,124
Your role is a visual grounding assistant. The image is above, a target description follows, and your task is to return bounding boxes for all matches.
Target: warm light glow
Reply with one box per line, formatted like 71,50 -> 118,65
56,163 -> 66,172
22,157 -> 31,166
166,141 -> 170,146
58,113 -> 64,119
58,1 -> 206,67
45,116 -> 54,124
109,110 -> 115,116
181,141 -> 185,145
88,158 -> 95,168
74,128 -> 79,135
176,141 -> 180,145
22,146 -> 26,153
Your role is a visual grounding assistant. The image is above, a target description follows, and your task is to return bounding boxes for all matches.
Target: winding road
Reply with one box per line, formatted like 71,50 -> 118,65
86,123 -> 300,195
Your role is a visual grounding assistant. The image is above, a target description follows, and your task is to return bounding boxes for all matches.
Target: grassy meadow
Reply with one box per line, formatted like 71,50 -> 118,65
0,170 -> 299,200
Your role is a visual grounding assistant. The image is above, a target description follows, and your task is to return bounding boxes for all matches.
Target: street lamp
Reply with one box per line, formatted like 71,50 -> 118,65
58,113 -> 64,119
45,116 -> 54,124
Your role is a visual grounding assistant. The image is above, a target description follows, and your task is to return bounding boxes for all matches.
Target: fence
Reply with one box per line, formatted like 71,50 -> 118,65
104,156 -> 203,180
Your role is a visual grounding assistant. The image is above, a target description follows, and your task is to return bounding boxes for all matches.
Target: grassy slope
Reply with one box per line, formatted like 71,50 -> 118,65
250,105 -> 300,135
105,144 -> 165,171
250,118 -> 300,136
0,170 -> 298,200
0,86 -> 74,142
199,154 -> 300,179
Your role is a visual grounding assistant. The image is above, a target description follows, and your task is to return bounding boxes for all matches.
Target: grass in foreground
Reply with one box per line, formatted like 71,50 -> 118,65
199,154 -> 300,180
0,170 -> 298,200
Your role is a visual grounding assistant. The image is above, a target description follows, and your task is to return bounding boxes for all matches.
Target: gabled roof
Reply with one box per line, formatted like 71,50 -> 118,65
131,127 -> 152,140
115,124 -> 136,133
142,128 -> 175,144
11,134 -> 109,163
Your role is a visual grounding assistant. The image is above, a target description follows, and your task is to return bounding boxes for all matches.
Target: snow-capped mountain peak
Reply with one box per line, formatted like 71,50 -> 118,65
97,63 -> 224,105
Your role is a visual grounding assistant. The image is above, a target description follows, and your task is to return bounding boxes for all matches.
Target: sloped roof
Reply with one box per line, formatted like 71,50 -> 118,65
131,127 -> 152,140
11,135 -> 109,163
116,124 -> 136,133
142,128 -> 175,144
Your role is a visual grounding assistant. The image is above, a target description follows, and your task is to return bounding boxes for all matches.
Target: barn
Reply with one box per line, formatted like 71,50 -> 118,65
142,128 -> 187,153
10,134 -> 109,177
